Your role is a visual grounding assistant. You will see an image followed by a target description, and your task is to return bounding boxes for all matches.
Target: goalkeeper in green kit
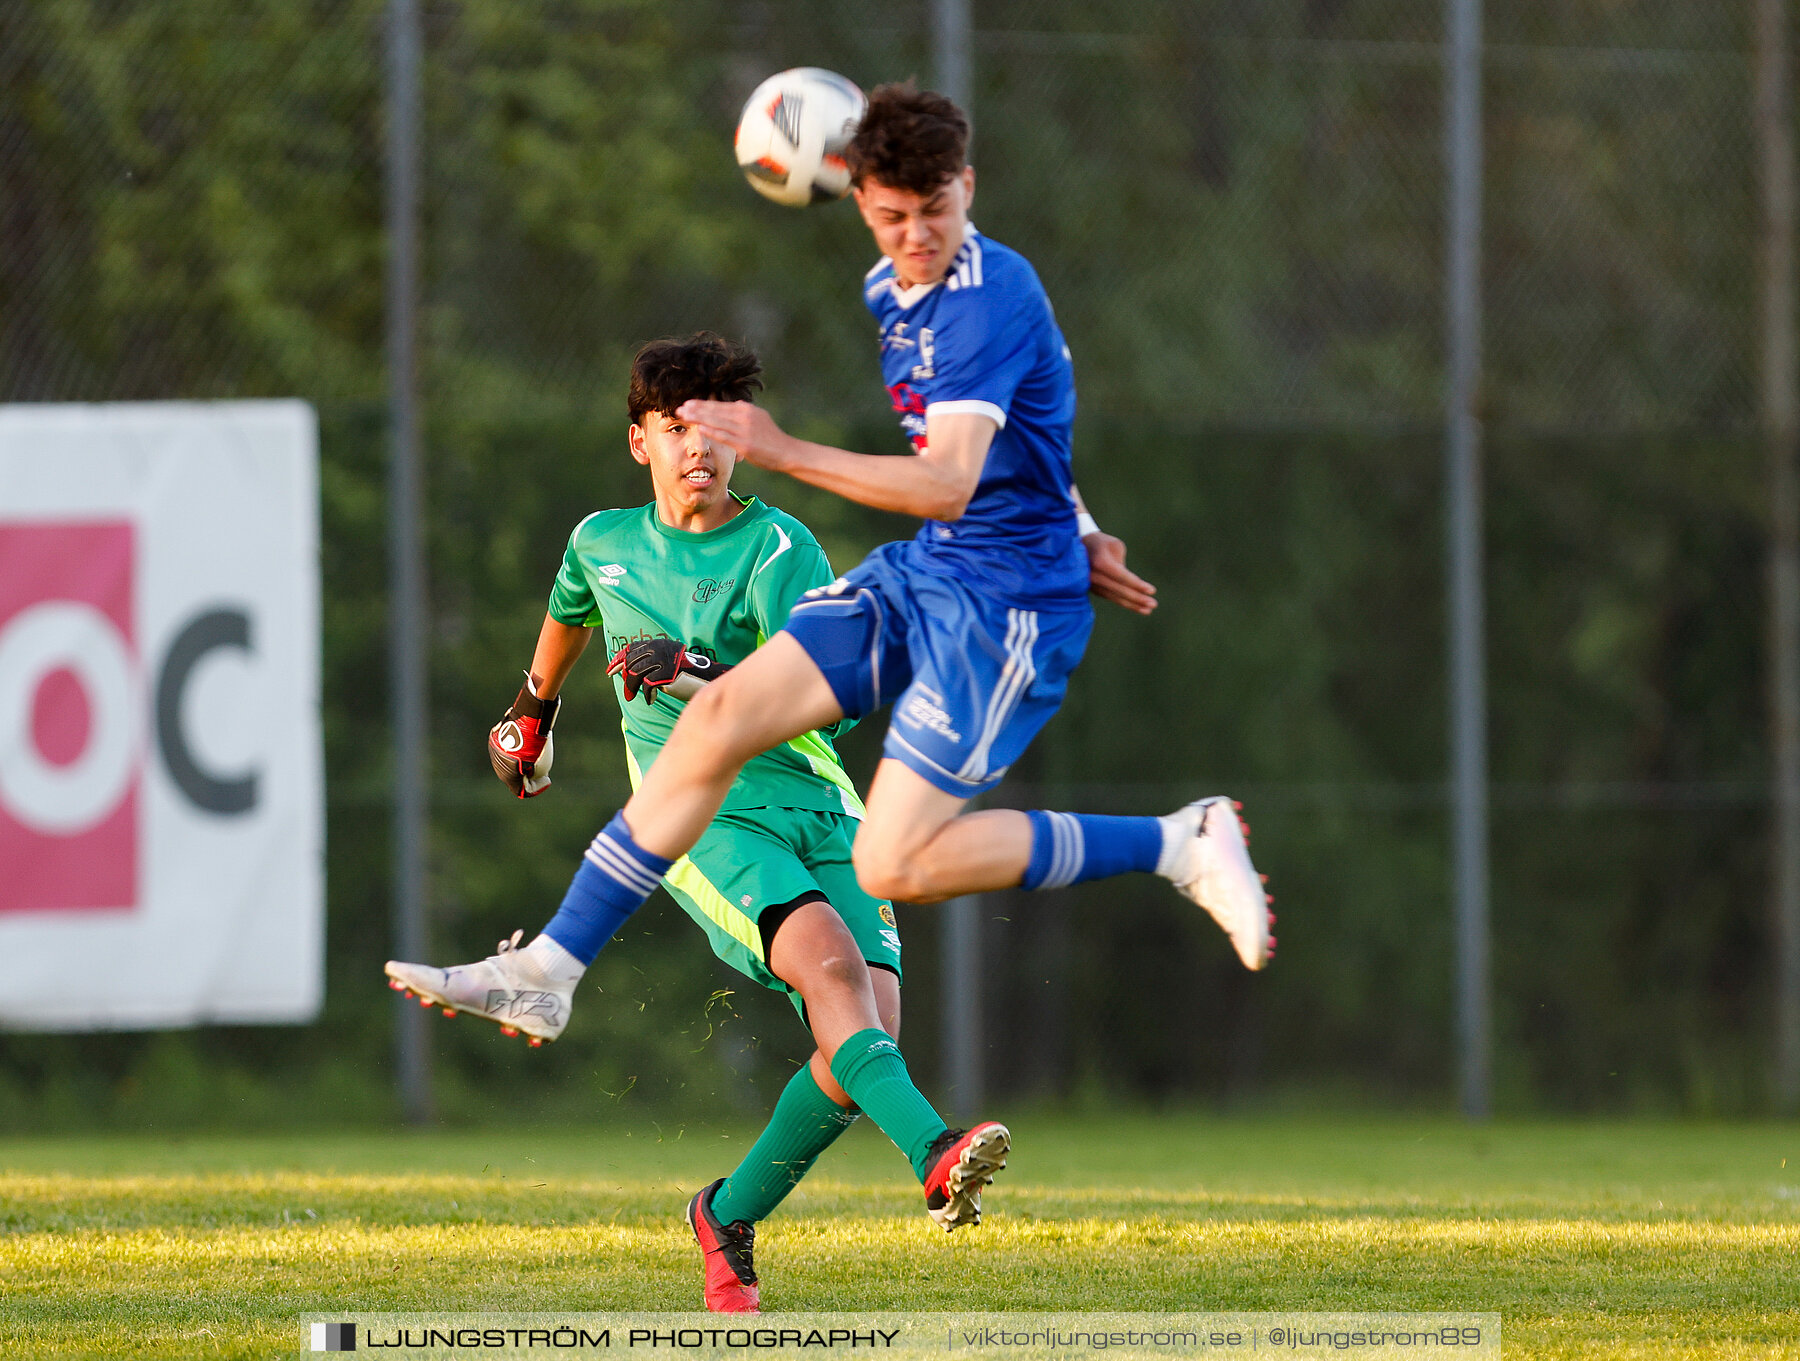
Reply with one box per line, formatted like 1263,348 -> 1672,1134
389,333 -> 986,1313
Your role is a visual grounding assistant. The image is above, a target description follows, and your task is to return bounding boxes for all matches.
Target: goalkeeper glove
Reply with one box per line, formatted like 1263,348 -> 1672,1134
606,637 -> 731,704
488,676 -> 559,798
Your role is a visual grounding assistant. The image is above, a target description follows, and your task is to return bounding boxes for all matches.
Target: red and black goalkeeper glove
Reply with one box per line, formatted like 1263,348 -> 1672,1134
606,637 -> 730,705
487,677 -> 560,798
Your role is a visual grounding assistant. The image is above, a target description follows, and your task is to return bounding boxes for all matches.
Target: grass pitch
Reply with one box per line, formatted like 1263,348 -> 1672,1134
2,1116 -> 1796,1359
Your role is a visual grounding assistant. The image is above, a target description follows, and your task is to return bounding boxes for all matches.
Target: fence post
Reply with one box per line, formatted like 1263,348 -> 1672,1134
1444,0 -> 1490,1122
1755,0 -> 1800,1114
933,0 -> 984,1119
386,0 -> 431,1126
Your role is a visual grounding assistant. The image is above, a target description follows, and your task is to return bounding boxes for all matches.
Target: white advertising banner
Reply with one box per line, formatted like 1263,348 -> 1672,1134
0,401 -> 323,1029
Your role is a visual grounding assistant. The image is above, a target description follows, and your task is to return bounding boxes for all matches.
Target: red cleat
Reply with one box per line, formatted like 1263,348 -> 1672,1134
687,1178 -> 759,1313
921,1121 -> 1010,1231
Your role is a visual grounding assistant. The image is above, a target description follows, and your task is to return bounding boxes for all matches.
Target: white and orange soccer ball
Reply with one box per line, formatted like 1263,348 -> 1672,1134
734,67 -> 866,208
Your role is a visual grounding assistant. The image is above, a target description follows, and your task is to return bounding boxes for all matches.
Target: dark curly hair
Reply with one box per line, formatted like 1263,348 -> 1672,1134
628,332 -> 763,425
845,81 -> 969,194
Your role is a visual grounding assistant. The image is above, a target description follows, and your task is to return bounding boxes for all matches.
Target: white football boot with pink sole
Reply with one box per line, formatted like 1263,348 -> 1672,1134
384,929 -> 577,1045
1162,797 -> 1275,970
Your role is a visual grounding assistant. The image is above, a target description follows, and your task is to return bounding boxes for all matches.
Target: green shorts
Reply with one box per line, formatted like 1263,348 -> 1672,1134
660,806 -> 902,1019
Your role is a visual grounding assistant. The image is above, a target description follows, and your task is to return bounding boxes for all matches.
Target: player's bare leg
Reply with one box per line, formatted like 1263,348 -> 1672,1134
387,636 -> 842,1044
623,633 -> 842,858
768,913 -> 904,1100
851,759 -> 1273,969
623,637 -> 1268,970
767,900 -> 894,1070
851,761 -> 1030,904
689,954 -> 907,1313
808,962 -> 902,1097
765,899 -> 1007,1231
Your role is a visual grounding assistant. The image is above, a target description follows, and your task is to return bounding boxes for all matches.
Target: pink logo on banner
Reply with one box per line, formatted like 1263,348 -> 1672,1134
0,523 -> 138,913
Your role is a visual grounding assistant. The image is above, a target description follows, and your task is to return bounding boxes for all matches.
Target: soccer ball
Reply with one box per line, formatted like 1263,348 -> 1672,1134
734,68 -> 866,208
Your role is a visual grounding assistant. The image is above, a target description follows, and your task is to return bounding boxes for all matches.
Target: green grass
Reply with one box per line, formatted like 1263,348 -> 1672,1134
3,1116 -> 1798,1358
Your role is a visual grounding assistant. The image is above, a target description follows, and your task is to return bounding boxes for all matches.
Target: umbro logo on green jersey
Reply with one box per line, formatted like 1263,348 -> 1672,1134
598,563 -> 627,586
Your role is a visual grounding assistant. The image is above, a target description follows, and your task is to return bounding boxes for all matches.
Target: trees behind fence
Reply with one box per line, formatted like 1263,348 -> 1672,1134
0,0 -> 1784,1120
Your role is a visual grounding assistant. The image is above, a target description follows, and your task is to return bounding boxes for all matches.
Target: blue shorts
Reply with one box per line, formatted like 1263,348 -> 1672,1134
782,541 -> 1093,799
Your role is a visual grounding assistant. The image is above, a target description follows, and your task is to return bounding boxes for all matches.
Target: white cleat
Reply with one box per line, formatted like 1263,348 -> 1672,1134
383,930 -> 574,1044
1164,797 -> 1274,971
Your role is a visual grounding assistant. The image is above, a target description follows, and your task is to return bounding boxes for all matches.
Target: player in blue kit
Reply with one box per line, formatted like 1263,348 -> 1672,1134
399,82 -> 1273,1273
661,84 -> 1273,966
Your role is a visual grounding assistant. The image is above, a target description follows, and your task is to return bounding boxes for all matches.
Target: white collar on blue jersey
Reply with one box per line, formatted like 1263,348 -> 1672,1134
874,224 -> 981,311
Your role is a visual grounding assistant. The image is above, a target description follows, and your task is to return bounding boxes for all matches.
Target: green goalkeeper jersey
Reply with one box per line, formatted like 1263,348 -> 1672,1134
548,494 -> 864,819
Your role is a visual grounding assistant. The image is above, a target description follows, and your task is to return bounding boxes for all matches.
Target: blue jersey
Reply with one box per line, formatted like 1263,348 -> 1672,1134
864,227 -> 1088,607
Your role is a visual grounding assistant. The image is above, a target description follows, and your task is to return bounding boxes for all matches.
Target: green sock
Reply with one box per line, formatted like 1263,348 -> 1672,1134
710,1065 -> 860,1226
827,1028 -> 949,1183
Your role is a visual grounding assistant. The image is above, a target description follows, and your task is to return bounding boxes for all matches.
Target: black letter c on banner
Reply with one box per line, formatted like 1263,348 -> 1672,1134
156,608 -> 259,815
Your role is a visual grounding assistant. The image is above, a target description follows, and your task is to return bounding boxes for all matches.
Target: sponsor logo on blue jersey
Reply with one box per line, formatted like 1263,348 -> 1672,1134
911,327 -> 936,381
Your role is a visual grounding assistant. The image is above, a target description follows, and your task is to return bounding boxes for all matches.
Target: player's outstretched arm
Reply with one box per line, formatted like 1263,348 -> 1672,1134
675,399 -> 992,522
530,614 -> 593,697
488,614 -> 592,799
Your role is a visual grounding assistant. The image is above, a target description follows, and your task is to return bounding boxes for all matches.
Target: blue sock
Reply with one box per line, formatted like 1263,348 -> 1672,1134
542,813 -> 673,965
1021,810 -> 1164,890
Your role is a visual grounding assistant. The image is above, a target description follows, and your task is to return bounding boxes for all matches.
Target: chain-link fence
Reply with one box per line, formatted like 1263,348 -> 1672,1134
5,2 -> 1758,427
0,0 -> 1780,1120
